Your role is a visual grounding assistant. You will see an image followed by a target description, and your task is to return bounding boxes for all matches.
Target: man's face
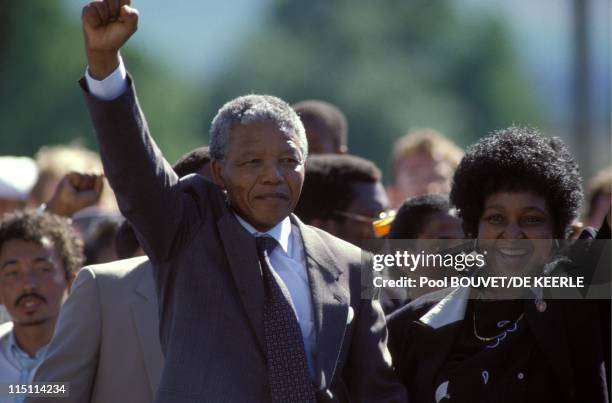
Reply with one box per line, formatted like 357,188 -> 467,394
303,120 -> 338,154
392,151 -> 454,204
335,181 -> 389,244
212,121 -> 305,232
0,239 -> 71,328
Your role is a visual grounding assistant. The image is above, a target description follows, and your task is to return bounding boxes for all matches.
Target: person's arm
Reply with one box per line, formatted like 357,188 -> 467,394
344,297 -> 408,402
26,269 -> 102,403
45,172 -> 104,217
342,253 -> 408,402
80,0 -> 203,262
84,58 -> 127,101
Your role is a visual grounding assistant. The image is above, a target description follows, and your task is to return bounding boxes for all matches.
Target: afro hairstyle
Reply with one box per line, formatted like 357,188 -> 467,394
450,126 -> 582,239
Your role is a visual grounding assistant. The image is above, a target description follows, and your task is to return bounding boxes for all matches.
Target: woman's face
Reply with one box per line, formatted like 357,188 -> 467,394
477,191 -> 554,276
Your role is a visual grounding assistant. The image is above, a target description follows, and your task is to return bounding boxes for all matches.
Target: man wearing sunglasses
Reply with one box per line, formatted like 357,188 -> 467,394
295,154 -> 390,245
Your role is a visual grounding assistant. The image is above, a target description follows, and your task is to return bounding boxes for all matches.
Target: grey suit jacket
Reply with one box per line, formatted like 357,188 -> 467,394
27,256 -> 163,403
81,77 -> 407,403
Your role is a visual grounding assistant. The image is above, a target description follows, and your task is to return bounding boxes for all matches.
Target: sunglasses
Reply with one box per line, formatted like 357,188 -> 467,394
330,210 -> 396,237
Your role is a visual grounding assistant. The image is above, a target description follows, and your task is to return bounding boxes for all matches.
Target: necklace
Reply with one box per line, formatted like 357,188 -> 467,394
473,308 -> 524,349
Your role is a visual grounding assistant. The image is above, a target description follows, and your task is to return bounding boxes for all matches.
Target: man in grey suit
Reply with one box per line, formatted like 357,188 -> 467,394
27,256 -> 162,403
79,1 -> 406,402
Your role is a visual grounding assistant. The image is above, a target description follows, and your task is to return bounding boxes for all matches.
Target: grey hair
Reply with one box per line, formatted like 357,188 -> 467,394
209,94 -> 308,162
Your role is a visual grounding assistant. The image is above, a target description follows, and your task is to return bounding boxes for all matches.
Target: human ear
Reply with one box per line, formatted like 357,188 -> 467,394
211,160 -> 226,189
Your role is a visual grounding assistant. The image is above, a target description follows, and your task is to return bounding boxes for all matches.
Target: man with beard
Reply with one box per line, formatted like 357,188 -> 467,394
0,210 -> 83,402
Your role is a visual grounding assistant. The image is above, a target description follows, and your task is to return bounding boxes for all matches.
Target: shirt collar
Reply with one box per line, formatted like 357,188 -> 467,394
418,280 -> 541,330
9,330 -> 47,361
234,213 -> 292,255
419,286 -> 470,329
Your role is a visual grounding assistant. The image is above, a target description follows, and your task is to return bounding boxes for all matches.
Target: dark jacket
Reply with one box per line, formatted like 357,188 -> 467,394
387,287 -> 608,403
81,77 -> 407,403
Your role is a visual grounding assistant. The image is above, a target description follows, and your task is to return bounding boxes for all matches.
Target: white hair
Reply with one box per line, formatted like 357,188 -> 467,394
209,94 -> 308,162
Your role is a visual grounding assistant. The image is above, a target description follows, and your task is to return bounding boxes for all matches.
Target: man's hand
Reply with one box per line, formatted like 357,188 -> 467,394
46,172 -> 104,217
82,0 -> 139,80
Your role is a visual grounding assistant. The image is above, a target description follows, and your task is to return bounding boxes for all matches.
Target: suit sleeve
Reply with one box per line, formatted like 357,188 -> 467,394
344,297 -> 408,402
79,77 -> 203,263
26,268 -> 102,403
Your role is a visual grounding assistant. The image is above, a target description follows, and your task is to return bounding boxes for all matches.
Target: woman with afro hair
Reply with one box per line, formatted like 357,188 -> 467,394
386,126 -> 608,403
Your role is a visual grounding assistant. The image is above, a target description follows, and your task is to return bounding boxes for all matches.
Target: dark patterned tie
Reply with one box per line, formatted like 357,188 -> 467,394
256,236 -> 316,403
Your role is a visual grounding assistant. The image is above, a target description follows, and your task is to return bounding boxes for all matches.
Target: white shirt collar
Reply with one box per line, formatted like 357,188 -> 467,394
234,213 -> 292,255
419,286 -> 470,329
418,283 -> 540,329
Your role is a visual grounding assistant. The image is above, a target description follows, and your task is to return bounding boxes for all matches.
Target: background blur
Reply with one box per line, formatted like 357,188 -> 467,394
0,0 -> 609,180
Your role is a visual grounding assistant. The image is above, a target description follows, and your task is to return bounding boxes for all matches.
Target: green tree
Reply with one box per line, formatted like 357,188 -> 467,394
0,1 -> 204,163
201,0 -> 542,178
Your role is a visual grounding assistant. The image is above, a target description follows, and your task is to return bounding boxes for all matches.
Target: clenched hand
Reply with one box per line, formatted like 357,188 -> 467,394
82,0 -> 139,79
46,172 -> 105,217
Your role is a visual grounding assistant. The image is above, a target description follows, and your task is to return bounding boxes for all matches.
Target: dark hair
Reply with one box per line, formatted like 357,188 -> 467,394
295,154 -> 381,223
84,218 -> 120,265
0,210 -> 84,278
450,126 -> 583,239
293,100 -> 348,152
172,147 -> 210,178
115,219 -> 141,259
389,194 -> 452,239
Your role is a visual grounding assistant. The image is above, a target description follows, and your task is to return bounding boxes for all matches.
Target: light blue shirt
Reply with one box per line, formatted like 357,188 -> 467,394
0,324 -> 47,403
234,215 -> 316,378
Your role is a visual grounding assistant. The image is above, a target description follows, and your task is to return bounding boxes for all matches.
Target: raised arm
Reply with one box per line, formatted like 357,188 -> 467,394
345,297 -> 408,402
80,0 -> 201,262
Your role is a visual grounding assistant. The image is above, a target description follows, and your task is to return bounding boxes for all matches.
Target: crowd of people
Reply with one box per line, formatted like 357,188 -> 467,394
0,1 -> 610,402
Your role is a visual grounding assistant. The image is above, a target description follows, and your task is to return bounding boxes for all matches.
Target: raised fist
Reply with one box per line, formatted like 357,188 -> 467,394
82,0 -> 139,79
46,172 -> 105,217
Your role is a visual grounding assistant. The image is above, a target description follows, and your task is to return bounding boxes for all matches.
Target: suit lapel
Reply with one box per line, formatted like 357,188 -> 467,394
412,287 -> 467,399
130,263 -> 164,396
295,218 -> 349,389
217,212 -> 266,353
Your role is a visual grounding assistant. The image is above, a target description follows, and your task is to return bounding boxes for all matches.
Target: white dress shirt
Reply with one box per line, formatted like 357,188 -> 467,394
234,215 -> 316,377
85,63 -> 317,377
84,59 -> 127,101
